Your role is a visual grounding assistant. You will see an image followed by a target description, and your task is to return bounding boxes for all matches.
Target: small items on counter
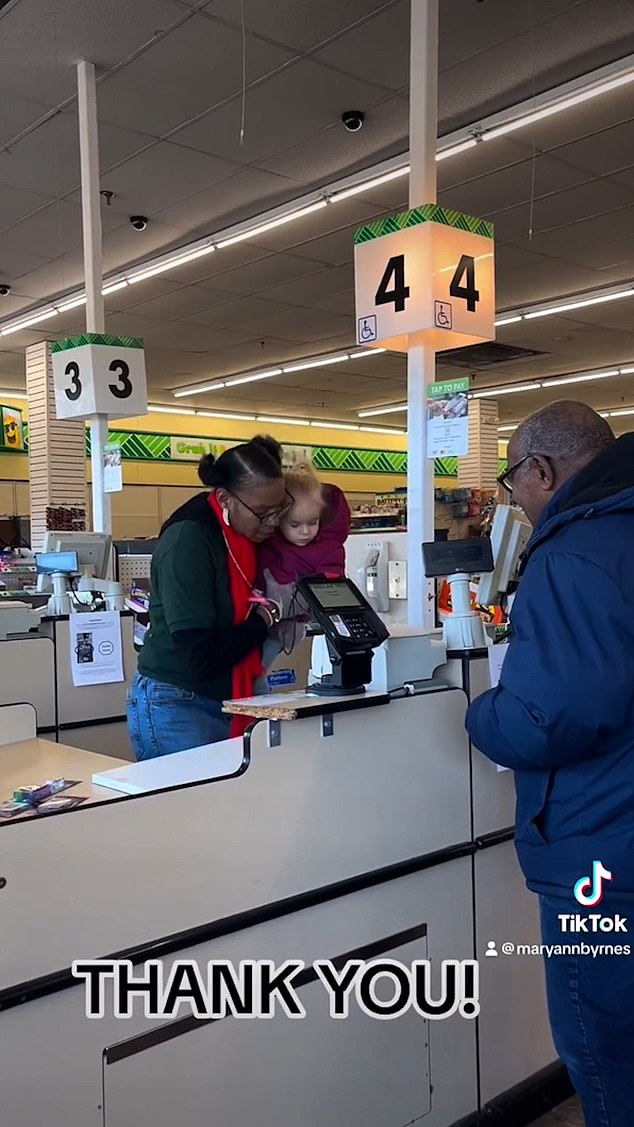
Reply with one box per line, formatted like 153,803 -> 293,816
0,778 -> 82,819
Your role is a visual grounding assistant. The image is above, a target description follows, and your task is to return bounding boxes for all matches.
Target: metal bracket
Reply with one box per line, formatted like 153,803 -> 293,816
321,714 -> 334,738
268,719 -> 281,748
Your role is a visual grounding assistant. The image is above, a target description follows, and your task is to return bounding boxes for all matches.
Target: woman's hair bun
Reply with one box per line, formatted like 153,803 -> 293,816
251,434 -> 283,468
198,453 -> 219,487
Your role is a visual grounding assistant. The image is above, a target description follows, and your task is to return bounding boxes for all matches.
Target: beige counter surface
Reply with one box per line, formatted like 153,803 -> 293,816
0,739 -> 128,825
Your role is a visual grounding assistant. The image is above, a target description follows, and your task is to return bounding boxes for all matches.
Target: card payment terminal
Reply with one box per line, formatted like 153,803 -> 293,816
297,576 -> 390,695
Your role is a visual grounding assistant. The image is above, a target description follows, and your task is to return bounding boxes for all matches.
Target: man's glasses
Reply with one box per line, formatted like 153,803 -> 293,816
497,454 -> 532,494
498,453 -> 551,494
229,489 -> 294,526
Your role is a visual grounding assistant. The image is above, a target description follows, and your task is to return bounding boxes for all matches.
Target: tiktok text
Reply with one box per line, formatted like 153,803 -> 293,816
71,957 -> 480,1021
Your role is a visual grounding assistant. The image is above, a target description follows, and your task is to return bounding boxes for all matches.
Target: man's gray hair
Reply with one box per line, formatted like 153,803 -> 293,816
513,400 -> 614,467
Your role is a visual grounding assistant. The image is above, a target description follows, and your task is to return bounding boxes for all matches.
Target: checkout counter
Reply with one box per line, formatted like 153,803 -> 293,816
0,525 -> 558,1127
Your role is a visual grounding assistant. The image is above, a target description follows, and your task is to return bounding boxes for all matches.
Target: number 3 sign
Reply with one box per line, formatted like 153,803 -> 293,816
354,205 -> 495,352
52,334 -> 148,420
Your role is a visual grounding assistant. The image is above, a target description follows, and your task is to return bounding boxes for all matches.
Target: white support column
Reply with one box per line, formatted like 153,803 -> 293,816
407,0 -> 439,626
77,59 -> 111,534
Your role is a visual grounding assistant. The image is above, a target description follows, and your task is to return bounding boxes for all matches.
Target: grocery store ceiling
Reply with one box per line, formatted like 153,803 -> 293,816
2,0 -> 634,430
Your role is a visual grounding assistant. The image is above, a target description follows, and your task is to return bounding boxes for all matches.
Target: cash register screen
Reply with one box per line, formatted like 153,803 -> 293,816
305,579 -> 363,610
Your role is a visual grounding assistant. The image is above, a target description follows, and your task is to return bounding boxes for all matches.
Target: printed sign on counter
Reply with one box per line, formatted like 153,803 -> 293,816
69,611 -> 124,688
487,642 -> 510,772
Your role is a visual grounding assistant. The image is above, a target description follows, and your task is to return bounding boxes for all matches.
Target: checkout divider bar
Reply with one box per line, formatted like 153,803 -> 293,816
0,840 -> 474,1014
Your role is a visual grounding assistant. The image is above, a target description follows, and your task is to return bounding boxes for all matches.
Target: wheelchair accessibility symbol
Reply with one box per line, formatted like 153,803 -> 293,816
358,315 -> 378,343
435,301 -> 453,329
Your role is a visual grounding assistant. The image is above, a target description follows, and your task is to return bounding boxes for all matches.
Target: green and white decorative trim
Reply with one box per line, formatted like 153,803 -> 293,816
2,419 -> 509,478
354,204 -> 494,244
51,334 -> 144,352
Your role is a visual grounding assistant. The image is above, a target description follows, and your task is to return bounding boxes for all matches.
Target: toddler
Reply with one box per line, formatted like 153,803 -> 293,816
255,470 -> 351,687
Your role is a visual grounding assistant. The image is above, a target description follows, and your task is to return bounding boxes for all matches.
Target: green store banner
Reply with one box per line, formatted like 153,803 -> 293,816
0,410 -> 509,478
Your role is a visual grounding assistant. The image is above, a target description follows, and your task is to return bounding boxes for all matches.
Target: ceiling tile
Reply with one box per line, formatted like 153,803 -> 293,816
440,154 -> 592,219
0,111 -> 151,196
263,264 -> 353,307
0,90 -> 53,147
314,1 -> 410,92
155,167 -> 296,235
259,93 -> 408,184
93,142 -> 242,218
171,57 -> 397,167
553,119 -> 634,177
97,15 -> 296,135
205,0 -> 397,54
2,198 -> 126,261
0,184 -> 56,231
195,253 -> 329,297
124,284 -> 237,321
0,0 -> 187,105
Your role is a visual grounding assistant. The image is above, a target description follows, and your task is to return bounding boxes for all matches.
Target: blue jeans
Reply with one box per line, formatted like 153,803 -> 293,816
127,673 -> 231,761
540,893 -> 634,1126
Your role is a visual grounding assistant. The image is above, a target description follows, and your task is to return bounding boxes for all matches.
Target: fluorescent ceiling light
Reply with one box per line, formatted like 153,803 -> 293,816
0,388 -> 28,400
102,281 -> 128,296
330,166 -> 409,202
524,289 -> 634,320
196,410 -> 257,421
174,382 -> 226,398
348,348 -> 387,359
216,202 -> 328,249
541,369 -> 619,387
256,415 -> 310,426
150,404 -> 196,415
435,138 -> 478,161
310,421 -> 359,431
494,316 -> 523,327
483,69 -> 634,143
360,425 -> 406,435
56,295 -> 88,312
127,244 -> 215,285
225,368 -> 283,388
497,425 -> 518,432
1,308 -> 59,335
473,383 -> 541,398
282,353 -> 349,374
619,366 -> 634,374
358,403 -> 408,418
608,408 -> 634,417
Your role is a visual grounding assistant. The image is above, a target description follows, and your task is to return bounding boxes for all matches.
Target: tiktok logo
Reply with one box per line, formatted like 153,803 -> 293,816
574,861 -> 613,907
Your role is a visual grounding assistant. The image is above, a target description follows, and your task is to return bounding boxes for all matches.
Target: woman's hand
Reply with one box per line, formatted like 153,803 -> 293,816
253,601 -> 281,630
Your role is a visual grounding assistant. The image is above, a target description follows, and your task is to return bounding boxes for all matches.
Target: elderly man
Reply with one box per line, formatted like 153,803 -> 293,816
467,400 -> 634,1127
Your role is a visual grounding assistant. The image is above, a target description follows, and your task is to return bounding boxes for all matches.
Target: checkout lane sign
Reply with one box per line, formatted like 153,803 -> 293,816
354,205 -> 495,353
52,334 -> 148,421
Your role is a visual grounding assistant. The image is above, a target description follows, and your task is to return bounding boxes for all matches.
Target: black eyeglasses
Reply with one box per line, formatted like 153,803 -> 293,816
229,489 -> 294,526
497,454 -> 532,494
498,453 -> 552,494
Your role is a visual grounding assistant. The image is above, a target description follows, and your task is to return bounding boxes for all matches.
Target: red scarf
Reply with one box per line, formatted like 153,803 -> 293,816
208,493 -> 263,738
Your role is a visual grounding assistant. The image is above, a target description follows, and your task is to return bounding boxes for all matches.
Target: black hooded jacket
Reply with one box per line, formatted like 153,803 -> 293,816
138,492 -> 266,699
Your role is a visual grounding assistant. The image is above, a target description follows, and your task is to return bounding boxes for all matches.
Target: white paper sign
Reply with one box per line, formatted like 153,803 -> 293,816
427,377 -> 470,457
52,335 -> 148,420
69,610 -> 124,687
488,642 -> 510,772
103,441 -> 123,493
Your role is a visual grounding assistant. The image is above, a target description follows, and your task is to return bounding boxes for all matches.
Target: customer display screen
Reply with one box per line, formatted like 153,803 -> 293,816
35,551 -> 79,575
305,579 -> 363,610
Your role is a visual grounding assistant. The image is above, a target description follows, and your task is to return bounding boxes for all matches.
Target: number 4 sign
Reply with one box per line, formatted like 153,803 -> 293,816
354,205 -> 495,352
52,334 -> 148,420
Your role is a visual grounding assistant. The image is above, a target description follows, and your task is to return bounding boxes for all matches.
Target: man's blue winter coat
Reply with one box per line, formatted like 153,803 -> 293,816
466,434 -> 634,897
